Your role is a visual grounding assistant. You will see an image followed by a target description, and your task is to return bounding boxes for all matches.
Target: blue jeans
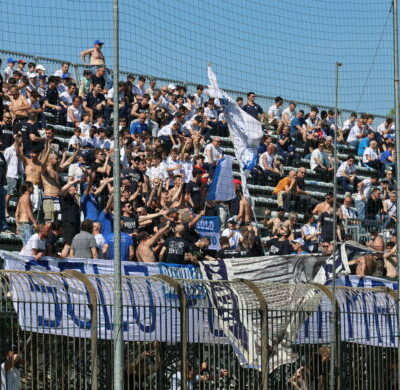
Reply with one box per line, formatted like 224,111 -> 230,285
18,223 -> 34,245
0,186 -> 7,231
354,199 -> 366,220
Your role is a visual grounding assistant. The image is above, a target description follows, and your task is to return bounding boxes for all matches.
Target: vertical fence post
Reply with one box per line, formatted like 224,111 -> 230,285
63,270 -> 98,390
154,275 -> 188,390
237,279 -> 269,390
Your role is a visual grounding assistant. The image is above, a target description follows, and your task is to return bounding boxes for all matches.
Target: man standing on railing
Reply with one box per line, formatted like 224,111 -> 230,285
80,40 -> 112,90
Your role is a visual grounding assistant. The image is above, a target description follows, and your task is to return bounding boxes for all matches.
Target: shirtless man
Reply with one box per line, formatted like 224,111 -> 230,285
16,136 -> 46,212
15,181 -> 36,245
136,222 -> 170,263
80,40 -> 106,66
41,146 -> 78,222
8,86 -> 30,123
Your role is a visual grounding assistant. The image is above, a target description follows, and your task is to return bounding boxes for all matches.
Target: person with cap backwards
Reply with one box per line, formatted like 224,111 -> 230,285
3,58 -> 17,82
291,238 -> 308,255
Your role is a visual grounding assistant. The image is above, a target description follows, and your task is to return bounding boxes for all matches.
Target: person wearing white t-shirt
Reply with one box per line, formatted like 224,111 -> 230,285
336,155 -> 357,193
19,224 -> 48,259
282,102 -> 297,126
362,140 -> 384,175
203,137 -> 223,173
310,142 -> 333,182
377,117 -> 395,139
66,97 -> 83,127
346,118 -> 365,147
93,221 -> 106,258
383,191 -> 397,228
354,176 -> 380,219
221,220 -> 243,249
338,197 -> 358,220
268,96 -> 284,133
79,114 -> 91,136
342,112 -> 357,136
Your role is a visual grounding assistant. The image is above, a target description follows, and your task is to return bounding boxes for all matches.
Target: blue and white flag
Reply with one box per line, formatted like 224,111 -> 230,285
206,66 -> 263,197
207,155 -> 235,201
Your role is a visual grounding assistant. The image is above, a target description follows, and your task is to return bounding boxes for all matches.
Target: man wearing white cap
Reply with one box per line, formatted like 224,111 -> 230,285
291,238 -> 308,255
36,64 -> 46,76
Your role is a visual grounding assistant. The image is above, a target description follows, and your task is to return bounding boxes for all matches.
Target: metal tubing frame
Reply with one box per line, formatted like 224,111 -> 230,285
236,278 -> 269,390
63,270 -> 98,390
154,275 -> 188,390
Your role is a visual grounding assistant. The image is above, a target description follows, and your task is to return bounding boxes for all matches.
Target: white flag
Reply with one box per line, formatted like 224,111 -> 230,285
207,155 -> 236,201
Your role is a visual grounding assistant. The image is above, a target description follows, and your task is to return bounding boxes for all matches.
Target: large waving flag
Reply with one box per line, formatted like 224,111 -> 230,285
207,155 -> 236,201
206,65 -> 263,197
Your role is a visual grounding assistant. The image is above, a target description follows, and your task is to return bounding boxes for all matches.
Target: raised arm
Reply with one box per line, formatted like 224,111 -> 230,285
80,48 -> 93,65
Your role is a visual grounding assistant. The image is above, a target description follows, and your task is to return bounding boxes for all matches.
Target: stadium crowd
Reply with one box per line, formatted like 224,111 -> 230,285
0,42 -> 397,279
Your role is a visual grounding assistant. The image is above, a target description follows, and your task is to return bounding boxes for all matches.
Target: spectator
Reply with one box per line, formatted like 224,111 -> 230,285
103,231 -> 134,261
301,214 -> 320,253
282,101 -> 297,126
242,92 -> 264,121
15,182 -> 35,245
221,220 -> 243,249
383,191 -> 396,229
291,238 -> 308,255
365,187 -> 383,221
19,224 -> 49,259
310,142 -> 333,182
346,118 -> 366,148
336,155 -> 358,193
362,140 -> 384,175
290,109 -> 306,142
71,219 -> 98,258
259,143 -> 282,184
159,224 -> 192,264
267,96 -> 284,133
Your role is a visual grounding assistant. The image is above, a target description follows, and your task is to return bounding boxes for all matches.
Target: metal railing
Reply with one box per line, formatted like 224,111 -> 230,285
0,270 -> 398,389
0,48 -> 387,124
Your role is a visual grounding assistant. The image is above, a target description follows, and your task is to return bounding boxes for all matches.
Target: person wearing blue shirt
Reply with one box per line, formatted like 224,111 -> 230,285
290,110 -> 305,141
129,113 -> 148,136
381,143 -> 395,170
103,232 -> 134,261
357,131 -> 374,157
98,196 -> 113,235
81,176 -> 112,221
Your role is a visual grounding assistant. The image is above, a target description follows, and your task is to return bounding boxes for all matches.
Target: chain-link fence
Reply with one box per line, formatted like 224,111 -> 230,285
0,270 -> 398,389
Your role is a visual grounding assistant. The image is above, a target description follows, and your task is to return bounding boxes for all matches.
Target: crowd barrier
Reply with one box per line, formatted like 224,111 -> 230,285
0,269 -> 398,389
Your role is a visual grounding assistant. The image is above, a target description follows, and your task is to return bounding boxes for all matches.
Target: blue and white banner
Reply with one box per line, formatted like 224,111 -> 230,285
297,275 -> 398,347
207,155 -> 235,202
195,216 -> 221,250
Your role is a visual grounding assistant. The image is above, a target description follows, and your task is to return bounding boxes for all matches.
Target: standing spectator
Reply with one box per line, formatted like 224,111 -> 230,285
92,221 -> 105,256
160,224 -> 192,264
383,191 -> 396,229
15,182 -> 36,245
71,219 -> 98,259
301,214 -> 320,253
242,92 -> 264,121
4,58 -> 17,82
8,86 -> 30,124
103,231 -> 134,261
365,188 -> 383,221
0,150 -> 8,233
203,136 -> 223,174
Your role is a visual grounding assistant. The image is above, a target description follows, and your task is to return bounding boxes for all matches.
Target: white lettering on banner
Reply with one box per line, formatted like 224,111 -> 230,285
196,216 -> 221,250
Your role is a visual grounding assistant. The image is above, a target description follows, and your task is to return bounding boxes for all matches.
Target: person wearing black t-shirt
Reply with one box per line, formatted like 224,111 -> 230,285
84,83 -> 106,120
15,113 -> 42,155
121,201 -> 139,234
365,188 -> 384,220
184,167 -> 205,206
319,210 -> 335,243
242,92 -> 264,121
90,66 -> 106,91
160,224 -> 192,264
267,229 -> 292,255
43,76 -> 62,122
0,113 -> 14,151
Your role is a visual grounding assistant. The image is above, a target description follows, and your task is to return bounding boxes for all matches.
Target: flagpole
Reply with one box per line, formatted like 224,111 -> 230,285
392,1 -> 400,386
330,61 -> 342,390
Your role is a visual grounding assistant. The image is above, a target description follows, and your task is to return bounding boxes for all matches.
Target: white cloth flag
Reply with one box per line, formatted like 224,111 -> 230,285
207,155 -> 236,201
206,66 -> 264,191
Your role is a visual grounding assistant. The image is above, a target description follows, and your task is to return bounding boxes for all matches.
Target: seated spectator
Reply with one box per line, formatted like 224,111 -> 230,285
362,140 -> 384,176
336,155 -> 358,193
338,197 -> 358,220
342,112 -> 357,139
310,142 -> 333,182
203,136 -> 223,174
276,126 -> 297,165
267,96 -> 284,133
380,143 -> 395,171
383,191 -> 396,229
291,238 -> 308,255
377,117 -> 394,140
19,224 -> 49,259
313,192 -> 333,216
272,170 -> 298,211
290,110 -> 306,142
346,118 -> 366,148
259,143 -> 282,185
357,131 -> 375,157
221,219 -> 243,249
282,101 -> 297,127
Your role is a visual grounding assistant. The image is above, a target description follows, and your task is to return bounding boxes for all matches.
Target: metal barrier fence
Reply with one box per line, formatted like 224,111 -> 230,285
0,48 -> 387,125
0,270 -> 398,389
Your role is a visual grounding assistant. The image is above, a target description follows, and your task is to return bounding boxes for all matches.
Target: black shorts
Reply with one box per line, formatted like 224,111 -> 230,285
61,222 -> 80,245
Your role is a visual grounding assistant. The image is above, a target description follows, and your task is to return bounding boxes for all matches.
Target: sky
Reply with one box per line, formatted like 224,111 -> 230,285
0,0 -> 395,117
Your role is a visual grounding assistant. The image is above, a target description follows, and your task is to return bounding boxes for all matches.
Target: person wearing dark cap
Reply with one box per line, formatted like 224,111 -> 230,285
81,40 -> 106,67
17,60 -> 26,76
